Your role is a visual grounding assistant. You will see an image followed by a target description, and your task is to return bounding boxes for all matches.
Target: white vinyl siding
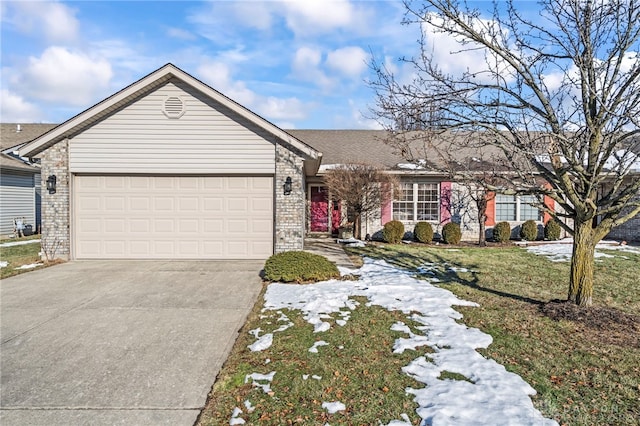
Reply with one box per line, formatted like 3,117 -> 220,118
0,172 -> 36,236
68,79 -> 276,174
74,175 -> 273,260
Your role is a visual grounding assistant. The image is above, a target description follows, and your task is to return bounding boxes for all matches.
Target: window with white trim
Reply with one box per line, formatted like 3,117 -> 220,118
495,194 -> 541,221
393,182 -> 439,221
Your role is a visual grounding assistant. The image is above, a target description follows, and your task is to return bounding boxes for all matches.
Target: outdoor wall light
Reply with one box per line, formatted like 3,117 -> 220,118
283,176 -> 292,195
46,175 -> 57,194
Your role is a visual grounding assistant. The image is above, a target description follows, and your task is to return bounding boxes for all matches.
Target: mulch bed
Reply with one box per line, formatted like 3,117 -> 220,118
541,300 -> 640,348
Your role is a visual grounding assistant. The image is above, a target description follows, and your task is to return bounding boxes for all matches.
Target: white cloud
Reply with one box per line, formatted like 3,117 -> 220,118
231,1 -> 274,30
197,62 -> 257,106
282,0 -> 355,35
197,62 -> 309,123
260,97 -> 307,120
0,90 -> 43,122
292,46 -> 333,89
189,0 -> 372,41
326,46 -> 369,78
4,1 -> 79,43
18,47 -> 113,106
293,46 -> 322,70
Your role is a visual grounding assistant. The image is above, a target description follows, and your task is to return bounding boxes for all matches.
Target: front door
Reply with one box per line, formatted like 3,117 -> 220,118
310,186 -> 329,232
310,186 -> 341,234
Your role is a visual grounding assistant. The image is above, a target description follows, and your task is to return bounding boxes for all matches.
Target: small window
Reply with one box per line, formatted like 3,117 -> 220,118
496,194 -> 516,221
162,96 -> 185,118
519,195 -> 540,221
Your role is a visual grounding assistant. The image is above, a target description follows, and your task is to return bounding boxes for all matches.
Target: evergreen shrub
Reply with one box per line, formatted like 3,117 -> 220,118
493,221 -> 512,243
263,251 -> 340,283
414,222 -> 434,243
383,220 -> 405,244
520,220 -> 539,241
442,222 -> 462,244
544,219 -> 562,241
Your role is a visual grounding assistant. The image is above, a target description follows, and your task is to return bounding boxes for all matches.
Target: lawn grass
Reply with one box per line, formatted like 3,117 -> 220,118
0,236 -> 45,279
198,296 -> 423,425
198,243 -> 639,425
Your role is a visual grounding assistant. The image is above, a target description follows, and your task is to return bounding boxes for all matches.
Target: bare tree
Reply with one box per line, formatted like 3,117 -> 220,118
369,0 -> 640,306
323,163 -> 399,239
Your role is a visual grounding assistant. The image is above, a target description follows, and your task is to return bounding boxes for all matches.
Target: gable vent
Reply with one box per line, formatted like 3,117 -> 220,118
163,96 -> 185,118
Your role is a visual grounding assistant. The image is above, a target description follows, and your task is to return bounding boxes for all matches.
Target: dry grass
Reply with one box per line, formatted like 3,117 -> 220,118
0,236 -> 46,279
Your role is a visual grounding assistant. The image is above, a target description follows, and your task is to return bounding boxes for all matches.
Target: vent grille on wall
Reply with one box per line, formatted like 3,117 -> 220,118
163,96 -> 185,118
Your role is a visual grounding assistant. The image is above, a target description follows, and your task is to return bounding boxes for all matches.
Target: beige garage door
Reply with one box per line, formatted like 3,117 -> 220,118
74,176 -> 273,259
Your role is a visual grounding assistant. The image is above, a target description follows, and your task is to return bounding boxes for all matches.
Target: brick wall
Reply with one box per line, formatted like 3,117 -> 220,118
275,143 -> 306,252
40,140 -> 71,260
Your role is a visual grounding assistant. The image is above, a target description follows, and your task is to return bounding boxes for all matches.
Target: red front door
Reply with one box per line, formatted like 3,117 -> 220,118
310,186 -> 341,234
310,187 -> 329,232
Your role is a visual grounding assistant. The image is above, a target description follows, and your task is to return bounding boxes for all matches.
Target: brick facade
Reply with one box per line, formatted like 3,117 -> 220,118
274,143 -> 306,252
40,140 -> 71,260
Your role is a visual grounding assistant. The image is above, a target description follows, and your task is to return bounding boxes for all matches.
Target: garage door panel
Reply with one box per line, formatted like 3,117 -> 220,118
130,240 -> 150,255
74,176 -> 273,259
104,176 -> 126,189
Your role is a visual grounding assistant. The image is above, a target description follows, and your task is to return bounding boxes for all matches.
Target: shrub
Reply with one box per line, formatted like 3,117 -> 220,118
383,220 -> 405,244
520,220 -> 539,241
544,219 -> 562,241
493,221 -> 511,243
263,251 -> 340,283
414,222 -> 434,244
442,222 -> 462,244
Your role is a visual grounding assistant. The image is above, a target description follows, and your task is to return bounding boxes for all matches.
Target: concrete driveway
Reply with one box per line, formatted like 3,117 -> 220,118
0,260 -> 263,426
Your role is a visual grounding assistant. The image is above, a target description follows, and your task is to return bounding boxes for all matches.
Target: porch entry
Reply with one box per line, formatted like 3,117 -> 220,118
309,186 -> 341,234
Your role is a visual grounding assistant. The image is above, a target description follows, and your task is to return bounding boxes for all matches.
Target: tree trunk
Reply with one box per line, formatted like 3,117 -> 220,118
568,220 -> 597,306
354,214 -> 361,240
477,195 -> 488,247
478,219 -> 486,247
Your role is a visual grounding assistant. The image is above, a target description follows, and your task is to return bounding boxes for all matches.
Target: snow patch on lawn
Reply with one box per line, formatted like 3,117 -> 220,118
260,258 -> 557,426
0,239 -> 40,248
16,263 -> 43,270
248,333 -> 273,352
526,240 -> 640,262
308,340 -> 329,353
245,371 -> 275,394
322,401 -> 346,414
229,407 -> 245,425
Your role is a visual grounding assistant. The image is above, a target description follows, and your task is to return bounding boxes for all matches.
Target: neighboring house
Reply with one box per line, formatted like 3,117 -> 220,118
289,130 -> 557,241
0,123 -> 56,237
12,64 -> 640,259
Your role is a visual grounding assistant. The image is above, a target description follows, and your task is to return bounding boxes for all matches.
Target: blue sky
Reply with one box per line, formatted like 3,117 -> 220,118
1,0 -> 512,129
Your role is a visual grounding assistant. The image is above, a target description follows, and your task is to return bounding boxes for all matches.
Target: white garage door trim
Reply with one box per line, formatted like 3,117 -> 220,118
73,175 -> 273,260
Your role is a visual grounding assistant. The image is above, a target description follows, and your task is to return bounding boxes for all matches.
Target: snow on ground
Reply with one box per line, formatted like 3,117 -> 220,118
240,258 -> 557,426
16,263 -> 43,270
322,401 -> 346,414
0,261 -> 8,268
308,340 -> 329,353
525,239 -> 640,262
0,239 -> 40,248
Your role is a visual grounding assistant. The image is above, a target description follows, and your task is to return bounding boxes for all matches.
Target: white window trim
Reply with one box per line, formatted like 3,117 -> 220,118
392,182 -> 440,223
